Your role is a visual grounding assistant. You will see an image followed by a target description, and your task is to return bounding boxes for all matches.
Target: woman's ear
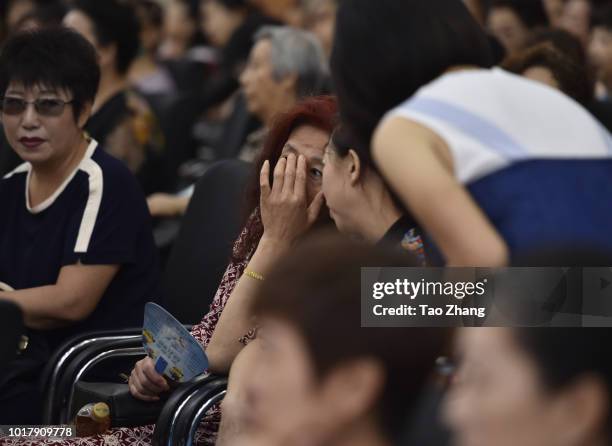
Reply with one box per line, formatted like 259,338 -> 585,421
280,73 -> 299,97
348,149 -> 362,185
77,102 -> 93,129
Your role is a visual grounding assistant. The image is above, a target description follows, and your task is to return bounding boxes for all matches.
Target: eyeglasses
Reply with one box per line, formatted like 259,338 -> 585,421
0,97 -> 73,117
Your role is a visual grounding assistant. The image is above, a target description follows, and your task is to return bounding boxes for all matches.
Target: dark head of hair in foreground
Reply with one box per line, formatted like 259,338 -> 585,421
69,0 -> 140,75
330,0 -> 493,163
252,234 -> 453,441
0,27 -> 100,119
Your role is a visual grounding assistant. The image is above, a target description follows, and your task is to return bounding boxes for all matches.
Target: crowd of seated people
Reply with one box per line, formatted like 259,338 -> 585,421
0,0 -> 612,445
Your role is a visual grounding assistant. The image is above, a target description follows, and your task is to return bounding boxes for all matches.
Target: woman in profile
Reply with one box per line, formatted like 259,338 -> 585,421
321,125 -> 425,263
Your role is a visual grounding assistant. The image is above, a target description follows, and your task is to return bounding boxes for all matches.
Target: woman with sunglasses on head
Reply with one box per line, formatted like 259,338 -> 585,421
0,28 -> 159,424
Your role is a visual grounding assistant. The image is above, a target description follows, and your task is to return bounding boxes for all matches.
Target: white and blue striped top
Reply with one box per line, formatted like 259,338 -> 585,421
385,68 -> 612,260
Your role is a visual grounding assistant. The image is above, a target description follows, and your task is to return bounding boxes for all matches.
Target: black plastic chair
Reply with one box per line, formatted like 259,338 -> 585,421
153,375 -> 228,446
40,328 -> 143,424
160,159 -> 253,324
0,300 -> 25,368
157,93 -> 203,189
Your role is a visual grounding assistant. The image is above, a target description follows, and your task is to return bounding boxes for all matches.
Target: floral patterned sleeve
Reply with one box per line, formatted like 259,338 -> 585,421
0,227 -> 254,446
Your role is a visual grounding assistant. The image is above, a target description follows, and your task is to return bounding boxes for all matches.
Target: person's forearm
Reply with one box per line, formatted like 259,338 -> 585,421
206,238 -> 290,374
0,286 -> 79,329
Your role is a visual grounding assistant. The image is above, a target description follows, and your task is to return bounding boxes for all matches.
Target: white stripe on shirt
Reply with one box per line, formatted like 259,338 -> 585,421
74,154 -> 104,254
3,162 -> 29,179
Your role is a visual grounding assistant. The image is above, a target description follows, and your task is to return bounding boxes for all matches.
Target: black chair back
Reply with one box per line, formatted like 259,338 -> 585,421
160,159 -> 253,323
149,92 -> 201,192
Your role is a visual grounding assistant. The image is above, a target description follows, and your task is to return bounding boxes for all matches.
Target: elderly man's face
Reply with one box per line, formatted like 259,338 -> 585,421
239,39 -> 297,124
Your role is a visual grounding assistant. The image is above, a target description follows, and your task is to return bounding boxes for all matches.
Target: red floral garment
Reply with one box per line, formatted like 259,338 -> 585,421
0,223 -> 254,446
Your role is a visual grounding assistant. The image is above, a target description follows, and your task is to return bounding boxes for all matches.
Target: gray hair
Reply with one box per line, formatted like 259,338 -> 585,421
254,25 -> 330,98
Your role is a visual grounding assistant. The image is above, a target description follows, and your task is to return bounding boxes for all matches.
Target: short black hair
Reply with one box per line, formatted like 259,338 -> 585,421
70,0 -> 140,75
329,124 -> 353,159
330,0 -> 493,164
330,123 -> 408,215
0,27 -> 100,119
488,0 -> 549,29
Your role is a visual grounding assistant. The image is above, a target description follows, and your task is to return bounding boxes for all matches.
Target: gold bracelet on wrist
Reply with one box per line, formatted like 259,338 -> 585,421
244,269 -> 264,281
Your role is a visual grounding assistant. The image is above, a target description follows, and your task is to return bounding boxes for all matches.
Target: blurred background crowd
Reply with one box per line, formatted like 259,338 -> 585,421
0,0 -> 610,220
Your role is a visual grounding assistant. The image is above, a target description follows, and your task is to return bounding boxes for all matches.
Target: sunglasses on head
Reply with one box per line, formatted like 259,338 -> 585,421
0,97 -> 73,117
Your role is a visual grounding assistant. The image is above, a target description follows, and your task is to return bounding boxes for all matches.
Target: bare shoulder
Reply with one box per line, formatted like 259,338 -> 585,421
372,115 -> 453,172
